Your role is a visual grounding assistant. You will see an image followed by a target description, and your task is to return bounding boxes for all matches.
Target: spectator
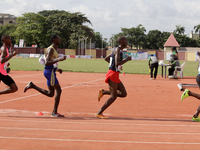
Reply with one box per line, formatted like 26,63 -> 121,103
148,54 -> 158,80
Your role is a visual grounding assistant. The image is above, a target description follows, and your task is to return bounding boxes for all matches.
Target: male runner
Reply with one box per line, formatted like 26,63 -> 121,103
95,36 -> 131,119
181,52 -> 200,121
0,34 -> 18,95
24,35 -> 66,117
148,54 -> 158,80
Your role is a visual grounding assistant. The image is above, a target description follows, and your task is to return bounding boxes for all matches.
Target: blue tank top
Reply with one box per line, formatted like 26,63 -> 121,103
109,47 -> 123,72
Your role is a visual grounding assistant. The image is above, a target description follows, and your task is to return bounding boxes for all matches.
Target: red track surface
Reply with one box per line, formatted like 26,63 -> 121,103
0,71 -> 200,150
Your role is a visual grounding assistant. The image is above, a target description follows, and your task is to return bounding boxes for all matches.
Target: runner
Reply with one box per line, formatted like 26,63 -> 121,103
95,36 -> 131,119
24,35 -> 66,117
181,52 -> 200,121
0,34 -> 18,95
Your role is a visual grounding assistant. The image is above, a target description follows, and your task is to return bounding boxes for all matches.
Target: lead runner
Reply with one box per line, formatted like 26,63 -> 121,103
95,36 -> 132,119
24,35 -> 66,117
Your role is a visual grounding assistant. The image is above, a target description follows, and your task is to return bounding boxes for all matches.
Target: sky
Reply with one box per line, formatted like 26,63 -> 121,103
1,0 -> 200,39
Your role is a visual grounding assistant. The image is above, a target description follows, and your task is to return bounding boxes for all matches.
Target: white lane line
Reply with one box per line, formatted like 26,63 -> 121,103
0,93 -> 41,104
0,77 -> 104,104
12,74 -> 42,78
0,118 -> 200,128
0,136 -> 199,145
1,126 -> 200,135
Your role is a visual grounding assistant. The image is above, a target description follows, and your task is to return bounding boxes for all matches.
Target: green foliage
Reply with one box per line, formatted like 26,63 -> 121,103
94,32 -> 108,49
12,10 -> 95,48
13,13 -> 48,47
173,25 -> 185,35
145,30 -> 168,49
121,24 -> 146,49
194,24 -> 200,33
174,34 -> 197,47
0,24 -> 17,46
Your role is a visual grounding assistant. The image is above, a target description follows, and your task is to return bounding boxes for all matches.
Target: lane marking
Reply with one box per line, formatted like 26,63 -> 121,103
0,78 -> 104,104
1,126 -> 200,135
12,74 -> 41,78
0,118 -> 199,128
0,136 -> 199,145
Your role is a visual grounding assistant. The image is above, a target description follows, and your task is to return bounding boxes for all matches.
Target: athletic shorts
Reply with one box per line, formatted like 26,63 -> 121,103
196,74 -> 200,88
0,72 -> 15,86
44,68 -> 59,87
105,70 -> 121,84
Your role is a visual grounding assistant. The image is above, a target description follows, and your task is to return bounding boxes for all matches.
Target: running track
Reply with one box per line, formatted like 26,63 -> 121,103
0,71 -> 200,150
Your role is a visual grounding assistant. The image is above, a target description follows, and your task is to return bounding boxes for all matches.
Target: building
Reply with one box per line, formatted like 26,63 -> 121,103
190,31 -> 200,40
164,33 -> 180,51
0,13 -> 17,26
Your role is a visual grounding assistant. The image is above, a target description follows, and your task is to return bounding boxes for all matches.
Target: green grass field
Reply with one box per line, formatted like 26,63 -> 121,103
9,58 -> 198,76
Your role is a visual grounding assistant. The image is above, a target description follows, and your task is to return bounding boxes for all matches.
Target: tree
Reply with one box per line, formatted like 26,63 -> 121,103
38,10 -> 94,48
145,30 -> 163,49
121,24 -> 146,49
94,32 -> 107,49
173,25 -> 185,35
0,24 -> 17,46
174,34 -> 197,47
13,13 -> 48,47
194,24 -> 200,33
13,10 -> 94,48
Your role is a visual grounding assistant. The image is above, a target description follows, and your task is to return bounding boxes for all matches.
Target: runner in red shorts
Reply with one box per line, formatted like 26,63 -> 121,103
95,36 -> 131,119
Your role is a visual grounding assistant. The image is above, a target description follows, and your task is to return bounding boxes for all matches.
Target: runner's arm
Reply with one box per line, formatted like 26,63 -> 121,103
45,48 -> 66,66
115,47 -> 131,66
0,46 -> 17,64
104,53 -> 112,63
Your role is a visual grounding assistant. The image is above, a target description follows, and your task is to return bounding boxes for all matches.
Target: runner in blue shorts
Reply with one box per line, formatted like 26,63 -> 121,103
24,35 -> 66,117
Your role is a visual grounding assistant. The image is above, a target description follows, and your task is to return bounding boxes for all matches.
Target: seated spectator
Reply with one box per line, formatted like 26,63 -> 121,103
168,54 -> 180,78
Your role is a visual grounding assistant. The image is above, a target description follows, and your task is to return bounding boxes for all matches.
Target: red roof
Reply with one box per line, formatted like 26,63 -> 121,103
164,34 -> 180,47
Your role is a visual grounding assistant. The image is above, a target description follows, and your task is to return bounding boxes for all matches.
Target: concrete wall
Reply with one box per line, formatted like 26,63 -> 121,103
156,51 -> 164,60
65,49 -> 76,55
106,50 -> 113,56
178,52 -> 185,60
86,49 -> 96,58
148,51 -> 156,55
164,47 -> 179,50
186,52 -> 196,61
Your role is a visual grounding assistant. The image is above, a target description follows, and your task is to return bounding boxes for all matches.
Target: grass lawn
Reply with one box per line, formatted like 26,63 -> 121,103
9,58 -> 198,77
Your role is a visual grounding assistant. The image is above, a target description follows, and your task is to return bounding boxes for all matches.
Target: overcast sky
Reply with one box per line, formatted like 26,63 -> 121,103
1,0 -> 200,39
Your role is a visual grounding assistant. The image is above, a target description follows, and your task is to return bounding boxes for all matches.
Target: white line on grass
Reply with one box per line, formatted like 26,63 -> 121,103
0,118 -> 200,128
1,126 -> 200,135
0,136 -> 199,145
0,78 -> 104,104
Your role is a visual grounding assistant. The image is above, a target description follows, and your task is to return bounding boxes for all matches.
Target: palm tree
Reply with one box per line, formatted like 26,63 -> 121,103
173,25 -> 185,35
194,24 -> 200,33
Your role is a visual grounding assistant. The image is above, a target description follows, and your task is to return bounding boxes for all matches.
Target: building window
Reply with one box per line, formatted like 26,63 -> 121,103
9,21 -> 12,23
0,21 -> 3,24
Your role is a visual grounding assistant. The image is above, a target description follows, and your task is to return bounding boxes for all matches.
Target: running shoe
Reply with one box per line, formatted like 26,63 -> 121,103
51,113 -> 65,117
181,89 -> 189,101
98,89 -> 103,102
95,113 -> 108,119
191,116 -> 200,122
24,81 -> 33,93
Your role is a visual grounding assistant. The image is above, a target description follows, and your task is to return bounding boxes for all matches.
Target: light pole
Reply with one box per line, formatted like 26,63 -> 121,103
84,37 -> 88,56
101,35 -> 103,58
78,36 -> 80,55
90,38 -> 92,57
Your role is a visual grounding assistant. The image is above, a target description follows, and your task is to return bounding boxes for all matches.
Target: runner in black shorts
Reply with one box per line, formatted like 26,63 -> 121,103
0,34 -> 18,95
181,52 -> 200,121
